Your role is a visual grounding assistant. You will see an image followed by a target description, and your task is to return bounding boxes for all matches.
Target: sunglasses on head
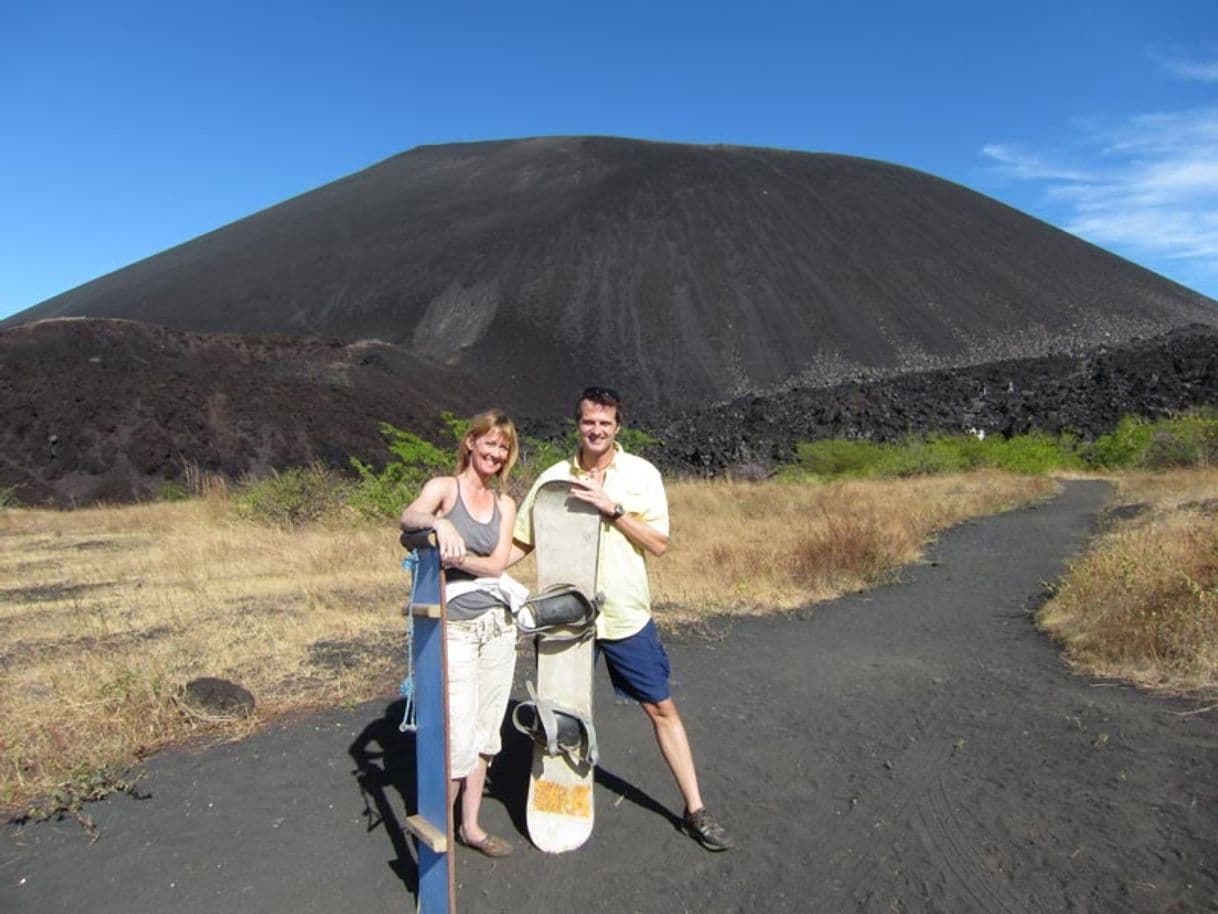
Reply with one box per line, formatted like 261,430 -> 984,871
581,386 -> 620,402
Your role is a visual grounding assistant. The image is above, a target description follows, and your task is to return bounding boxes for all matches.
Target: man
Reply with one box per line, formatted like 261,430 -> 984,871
510,386 -> 733,851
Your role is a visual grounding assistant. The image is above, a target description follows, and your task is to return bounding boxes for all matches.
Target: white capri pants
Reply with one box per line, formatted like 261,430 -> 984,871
446,607 -> 517,778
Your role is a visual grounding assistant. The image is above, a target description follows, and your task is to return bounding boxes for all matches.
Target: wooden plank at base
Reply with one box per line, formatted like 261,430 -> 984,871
404,814 -> 449,853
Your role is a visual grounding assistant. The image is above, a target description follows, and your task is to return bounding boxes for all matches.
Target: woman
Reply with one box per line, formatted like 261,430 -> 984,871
399,409 -> 522,857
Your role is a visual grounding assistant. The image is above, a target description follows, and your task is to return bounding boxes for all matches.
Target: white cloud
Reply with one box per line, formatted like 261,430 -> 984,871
981,108 -> 1218,289
979,144 -> 1094,182
1152,49 -> 1218,83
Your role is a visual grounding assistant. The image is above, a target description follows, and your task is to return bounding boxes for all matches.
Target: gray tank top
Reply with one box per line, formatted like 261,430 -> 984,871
443,480 -> 505,620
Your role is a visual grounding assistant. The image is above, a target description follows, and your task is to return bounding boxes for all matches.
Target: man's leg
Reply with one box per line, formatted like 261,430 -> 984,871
640,696 -> 734,851
640,697 -> 703,814
600,622 -> 734,850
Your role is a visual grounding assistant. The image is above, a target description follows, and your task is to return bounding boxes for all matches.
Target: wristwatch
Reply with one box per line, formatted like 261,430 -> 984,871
611,503 -> 625,520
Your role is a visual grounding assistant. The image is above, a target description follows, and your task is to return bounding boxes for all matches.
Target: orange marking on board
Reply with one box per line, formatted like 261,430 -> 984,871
534,780 -> 592,817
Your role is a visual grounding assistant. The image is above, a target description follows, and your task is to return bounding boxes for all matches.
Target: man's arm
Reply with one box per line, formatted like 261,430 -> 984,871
609,512 -> 668,557
507,539 -> 533,567
567,480 -> 669,557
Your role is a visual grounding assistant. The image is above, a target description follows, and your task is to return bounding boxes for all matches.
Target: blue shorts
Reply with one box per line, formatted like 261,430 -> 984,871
597,619 -> 671,704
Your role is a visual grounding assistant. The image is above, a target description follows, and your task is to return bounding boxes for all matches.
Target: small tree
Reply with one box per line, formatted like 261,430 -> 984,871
349,422 -> 455,518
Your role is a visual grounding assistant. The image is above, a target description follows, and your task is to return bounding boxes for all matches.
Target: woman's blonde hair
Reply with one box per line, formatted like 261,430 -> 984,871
456,409 -> 519,485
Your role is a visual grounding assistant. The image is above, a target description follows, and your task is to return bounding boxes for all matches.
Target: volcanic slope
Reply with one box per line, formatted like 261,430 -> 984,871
0,318 -> 480,505
6,136 -> 1215,415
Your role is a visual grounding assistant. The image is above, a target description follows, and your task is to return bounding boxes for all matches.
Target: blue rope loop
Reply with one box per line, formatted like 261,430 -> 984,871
398,550 -> 420,733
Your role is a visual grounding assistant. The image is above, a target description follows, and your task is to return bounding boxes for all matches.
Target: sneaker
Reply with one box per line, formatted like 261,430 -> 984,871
683,807 -> 734,851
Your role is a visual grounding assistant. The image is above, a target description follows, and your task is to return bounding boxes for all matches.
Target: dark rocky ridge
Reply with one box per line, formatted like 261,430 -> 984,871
0,319 -> 479,505
3,318 -> 1216,506
649,323 -> 1218,474
5,137 -> 1215,416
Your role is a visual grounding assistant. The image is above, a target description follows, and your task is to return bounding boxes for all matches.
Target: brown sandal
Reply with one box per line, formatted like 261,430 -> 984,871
458,828 -> 514,858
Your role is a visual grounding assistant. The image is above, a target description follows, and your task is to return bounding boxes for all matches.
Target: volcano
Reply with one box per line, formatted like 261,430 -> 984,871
6,136 -> 1213,417
3,136 -> 1215,504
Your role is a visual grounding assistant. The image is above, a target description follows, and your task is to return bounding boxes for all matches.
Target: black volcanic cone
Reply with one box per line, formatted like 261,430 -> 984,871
6,136 -> 1215,414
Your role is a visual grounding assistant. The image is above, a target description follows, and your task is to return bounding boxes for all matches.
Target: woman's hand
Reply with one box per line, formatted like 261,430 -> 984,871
433,517 -> 467,567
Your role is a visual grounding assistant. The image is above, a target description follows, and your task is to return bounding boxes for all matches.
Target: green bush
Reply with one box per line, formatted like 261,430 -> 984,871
514,435 -> 567,485
1141,415 -> 1218,469
1084,412 -> 1218,470
1143,429 -> 1201,469
156,480 -> 190,502
0,485 -> 18,508
979,431 -> 1082,474
884,436 -> 971,476
1085,416 -> 1154,468
234,464 -> 353,526
785,438 -> 888,477
349,422 -> 454,519
783,430 -> 1081,480
781,410 -> 1218,481
617,425 -> 662,454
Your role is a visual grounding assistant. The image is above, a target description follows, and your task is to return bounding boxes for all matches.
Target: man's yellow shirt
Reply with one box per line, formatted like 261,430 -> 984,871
514,444 -> 669,641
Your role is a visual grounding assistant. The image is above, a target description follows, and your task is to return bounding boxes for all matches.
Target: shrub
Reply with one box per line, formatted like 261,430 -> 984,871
1038,488 -> 1218,691
1084,412 -> 1218,470
349,422 -> 454,519
616,425 -> 662,455
980,430 -> 1082,474
882,436 -> 970,477
1143,429 -> 1202,470
156,480 -> 191,502
1140,415 -> 1218,470
233,464 -> 353,526
1085,416 -> 1154,468
785,438 -> 887,477
782,431 -> 1080,480
509,435 -> 568,499
0,485 -> 18,508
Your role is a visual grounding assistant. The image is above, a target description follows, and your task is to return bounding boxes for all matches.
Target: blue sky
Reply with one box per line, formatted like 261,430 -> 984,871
2,0 -> 1216,322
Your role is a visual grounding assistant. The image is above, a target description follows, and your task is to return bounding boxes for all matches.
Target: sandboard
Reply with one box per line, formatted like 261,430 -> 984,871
524,479 -> 602,852
399,530 -> 456,914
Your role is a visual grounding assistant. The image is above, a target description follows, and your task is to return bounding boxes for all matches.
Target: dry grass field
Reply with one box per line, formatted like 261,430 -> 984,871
656,472 -> 1055,617
0,494 -> 406,817
1038,467 -> 1218,695
0,470 -> 1072,817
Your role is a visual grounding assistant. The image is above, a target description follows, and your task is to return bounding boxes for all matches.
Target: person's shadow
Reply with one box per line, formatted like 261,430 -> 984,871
348,698 -> 420,894
349,694 -> 683,900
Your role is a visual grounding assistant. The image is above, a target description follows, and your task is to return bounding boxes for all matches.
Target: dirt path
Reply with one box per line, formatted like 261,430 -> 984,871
4,480 -> 1216,913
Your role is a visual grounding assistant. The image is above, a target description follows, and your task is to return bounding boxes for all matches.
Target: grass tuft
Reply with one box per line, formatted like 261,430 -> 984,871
232,464 -> 355,526
1038,468 -> 1218,693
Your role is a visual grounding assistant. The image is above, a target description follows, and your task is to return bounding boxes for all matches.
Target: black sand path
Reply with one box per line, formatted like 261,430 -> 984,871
4,480 -> 1216,912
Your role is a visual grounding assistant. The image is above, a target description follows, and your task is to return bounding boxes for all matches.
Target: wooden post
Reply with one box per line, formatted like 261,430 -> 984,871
400,530 -> 455,914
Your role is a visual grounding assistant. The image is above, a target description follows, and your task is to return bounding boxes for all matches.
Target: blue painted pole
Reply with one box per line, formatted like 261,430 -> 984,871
401,532 -> 455,914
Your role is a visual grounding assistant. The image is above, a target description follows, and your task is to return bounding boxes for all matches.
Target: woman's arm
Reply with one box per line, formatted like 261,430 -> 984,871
399,477 -> 466,565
